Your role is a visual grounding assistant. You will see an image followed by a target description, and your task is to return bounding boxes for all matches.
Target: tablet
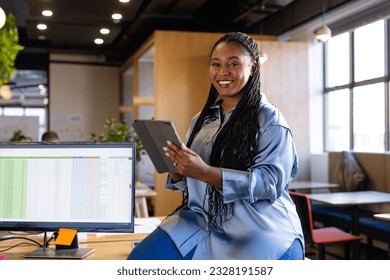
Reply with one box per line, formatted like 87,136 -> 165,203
132,119 -> 183,173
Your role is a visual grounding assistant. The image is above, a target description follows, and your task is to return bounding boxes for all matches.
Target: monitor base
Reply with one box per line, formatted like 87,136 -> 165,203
25,247 -> 95,259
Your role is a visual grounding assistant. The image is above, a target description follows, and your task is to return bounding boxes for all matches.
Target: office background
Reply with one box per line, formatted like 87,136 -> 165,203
1,0 -> 390,213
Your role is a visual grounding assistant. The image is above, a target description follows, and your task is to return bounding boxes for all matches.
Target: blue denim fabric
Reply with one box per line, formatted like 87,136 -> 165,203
127,227 -> 195,260
278,238 -> 304,260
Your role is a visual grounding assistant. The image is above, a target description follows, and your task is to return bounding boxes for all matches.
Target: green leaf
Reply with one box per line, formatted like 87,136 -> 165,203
0,14 -> 24,87
90,116 -> 144,161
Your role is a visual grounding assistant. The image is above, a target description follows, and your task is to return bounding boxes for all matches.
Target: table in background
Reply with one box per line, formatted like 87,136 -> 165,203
307,190 -> 390,259
290,181 -> 339,192
135,181 -> 157,218
308,191 -> 390,234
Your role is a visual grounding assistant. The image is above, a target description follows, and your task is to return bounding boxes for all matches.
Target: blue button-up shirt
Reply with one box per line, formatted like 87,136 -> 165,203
159,99 -> 304,259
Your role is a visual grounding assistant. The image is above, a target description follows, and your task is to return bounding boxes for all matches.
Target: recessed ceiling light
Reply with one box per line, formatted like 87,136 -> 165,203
112,13 -> 122,20
0,7 -> 6,29
42,10 -> 53,17
37,24 -> 47,30
119,0 -> 130,3
38,36 -> 46,40
94,38 -> 104,45
100,28 -> 110,35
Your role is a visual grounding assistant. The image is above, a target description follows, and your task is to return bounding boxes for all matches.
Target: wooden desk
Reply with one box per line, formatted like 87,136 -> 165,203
0,232 -> 148,260
0,217 -> 163,260
135,181 -> 157,218
373,213 -> 390,221
290,181 -> 339,191
307,190 -> 390,259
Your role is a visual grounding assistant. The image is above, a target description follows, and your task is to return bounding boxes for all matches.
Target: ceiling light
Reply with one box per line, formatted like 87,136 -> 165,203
315,25 -> 332,42
119,0 -> 130,2
37,23 -> 47,30
0,7 -> 6,29
0,85 -> 12,100
100,28 -> 110,35
38,35 -> 46,40
42,10 -> 53,17
39,84 -> 47,95
94,38 -> 104,45
112,13 -> 122,20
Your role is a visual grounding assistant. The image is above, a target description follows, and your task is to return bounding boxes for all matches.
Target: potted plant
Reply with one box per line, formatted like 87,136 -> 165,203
0,13 -> 24,87
90,116 -> 144,162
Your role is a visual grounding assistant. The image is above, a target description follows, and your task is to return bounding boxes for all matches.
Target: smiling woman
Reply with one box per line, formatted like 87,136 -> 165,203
127,32 -> 304,260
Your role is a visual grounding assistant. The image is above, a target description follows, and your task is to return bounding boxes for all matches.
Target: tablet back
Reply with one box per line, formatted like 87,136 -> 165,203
133,120 -> 182,173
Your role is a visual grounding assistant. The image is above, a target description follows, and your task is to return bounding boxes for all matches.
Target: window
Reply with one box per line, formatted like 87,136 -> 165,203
353,83 -> 385,152
327,89 -> 350,151
354,21 -> 385,82
327,33 -> 350,87
325,19 -> 389,152
0,70 -> 48,141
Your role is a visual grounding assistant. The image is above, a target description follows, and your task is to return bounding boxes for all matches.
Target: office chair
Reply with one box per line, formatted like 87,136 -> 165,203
289,191 -> 362,259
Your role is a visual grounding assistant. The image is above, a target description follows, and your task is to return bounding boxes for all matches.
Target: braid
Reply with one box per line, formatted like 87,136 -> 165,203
172,32 -> 262,232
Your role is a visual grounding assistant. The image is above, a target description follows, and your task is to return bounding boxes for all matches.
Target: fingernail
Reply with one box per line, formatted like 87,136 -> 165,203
162,147 -> 168,151
166,140 -> 172,145
165,152 -> 170,157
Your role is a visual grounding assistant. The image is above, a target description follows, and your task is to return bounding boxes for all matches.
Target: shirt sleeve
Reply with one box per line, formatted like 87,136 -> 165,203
222,125 -> 298,204
165,175 -> 188,192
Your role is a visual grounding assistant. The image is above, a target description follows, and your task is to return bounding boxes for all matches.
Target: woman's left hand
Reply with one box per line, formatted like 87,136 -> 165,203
163,141 -> 222,188
163,141 -> 209,181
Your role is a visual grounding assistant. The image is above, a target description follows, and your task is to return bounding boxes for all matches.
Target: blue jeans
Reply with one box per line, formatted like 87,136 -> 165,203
278,238 -> 304,260
127,227 -> 195,260
128,227 -> 304,260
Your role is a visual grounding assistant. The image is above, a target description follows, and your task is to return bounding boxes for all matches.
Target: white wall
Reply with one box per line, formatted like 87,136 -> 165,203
260,41 -> 311,181
49,55 -> 120,141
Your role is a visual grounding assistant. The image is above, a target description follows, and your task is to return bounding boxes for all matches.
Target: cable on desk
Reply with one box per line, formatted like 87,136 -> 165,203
0,236 -> 43,252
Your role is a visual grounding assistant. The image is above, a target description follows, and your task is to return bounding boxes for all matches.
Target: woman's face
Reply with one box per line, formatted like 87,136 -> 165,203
209,41 -> 254,100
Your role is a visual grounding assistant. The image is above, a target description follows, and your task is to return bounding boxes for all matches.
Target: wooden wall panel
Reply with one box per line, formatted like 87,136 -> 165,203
153,31 -> 224,216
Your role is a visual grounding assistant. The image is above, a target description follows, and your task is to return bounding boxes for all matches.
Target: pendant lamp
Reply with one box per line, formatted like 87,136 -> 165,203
315,0 -> 332,42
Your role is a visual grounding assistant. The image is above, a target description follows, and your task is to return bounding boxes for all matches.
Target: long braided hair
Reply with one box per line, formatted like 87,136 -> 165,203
175,32 -> 262,232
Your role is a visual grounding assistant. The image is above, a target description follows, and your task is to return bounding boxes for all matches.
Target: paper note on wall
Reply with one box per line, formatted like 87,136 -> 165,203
53,113 -> 85,141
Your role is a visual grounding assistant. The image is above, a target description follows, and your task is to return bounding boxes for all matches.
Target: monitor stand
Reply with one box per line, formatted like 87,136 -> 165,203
0,231 -> 11,240
25,247 -> 95,259
24,230 -> 95,259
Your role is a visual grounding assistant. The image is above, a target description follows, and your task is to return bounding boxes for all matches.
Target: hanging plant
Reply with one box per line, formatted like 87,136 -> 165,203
0,13 -> 24,86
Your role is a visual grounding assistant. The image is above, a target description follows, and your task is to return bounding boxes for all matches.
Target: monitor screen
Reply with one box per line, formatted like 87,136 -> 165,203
0,141 -> 135,233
